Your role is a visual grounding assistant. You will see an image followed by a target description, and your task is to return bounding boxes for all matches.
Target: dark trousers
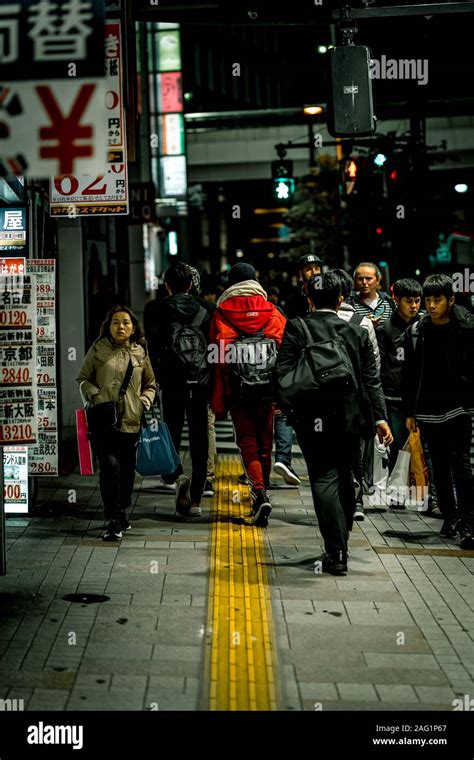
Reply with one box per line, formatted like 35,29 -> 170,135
386,401 -> 408,473
93,431 -> 139,522
295,423 -> 357,555
229,401 -> 274,492
161,387 -> 209,504
419,414 -> 474,528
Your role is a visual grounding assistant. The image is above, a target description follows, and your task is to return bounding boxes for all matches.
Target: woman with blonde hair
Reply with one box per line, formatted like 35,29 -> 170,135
77,306 -> 156,541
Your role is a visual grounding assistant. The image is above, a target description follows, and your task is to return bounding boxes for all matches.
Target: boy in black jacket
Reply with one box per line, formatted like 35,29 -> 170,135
401,275 -> 474,549
377,278 -> 422,474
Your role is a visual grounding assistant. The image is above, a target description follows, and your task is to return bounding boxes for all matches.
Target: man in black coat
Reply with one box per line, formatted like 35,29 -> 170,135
275,272 -> 393,575
144,262 -> 211,518
284,253 -> 324,319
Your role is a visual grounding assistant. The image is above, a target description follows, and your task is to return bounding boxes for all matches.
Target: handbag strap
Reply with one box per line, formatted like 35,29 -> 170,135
118,358 -> 134,398
297,317 -> 316,344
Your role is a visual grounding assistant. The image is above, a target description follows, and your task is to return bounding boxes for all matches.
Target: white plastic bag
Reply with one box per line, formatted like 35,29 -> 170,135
368,436 -> 390,505
386,437 -> 411,507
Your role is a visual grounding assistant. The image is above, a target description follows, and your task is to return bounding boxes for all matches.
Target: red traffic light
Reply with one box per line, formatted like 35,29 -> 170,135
376,227 -> 383,235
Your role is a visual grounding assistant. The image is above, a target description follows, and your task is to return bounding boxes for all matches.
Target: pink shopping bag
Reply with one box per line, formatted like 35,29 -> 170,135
76,409 -> 94,475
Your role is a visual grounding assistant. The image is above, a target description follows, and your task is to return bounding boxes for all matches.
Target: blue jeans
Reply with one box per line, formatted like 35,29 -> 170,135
274,413 -> 293,467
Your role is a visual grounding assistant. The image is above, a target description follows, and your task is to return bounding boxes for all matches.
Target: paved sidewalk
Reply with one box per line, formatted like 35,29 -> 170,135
0,454 -> 473,711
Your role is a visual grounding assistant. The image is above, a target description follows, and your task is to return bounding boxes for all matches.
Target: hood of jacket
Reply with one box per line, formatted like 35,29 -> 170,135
218,280 -> 267,305
160,292 -> 206,323
217,292 -> 276,334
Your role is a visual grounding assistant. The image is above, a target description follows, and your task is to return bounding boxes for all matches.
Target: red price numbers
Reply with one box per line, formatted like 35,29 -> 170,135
0,424 -> 33,442
0,310 -> 28,327
2,367 -> 30,384
37,372 -> 52,384
4,484 -> 21,500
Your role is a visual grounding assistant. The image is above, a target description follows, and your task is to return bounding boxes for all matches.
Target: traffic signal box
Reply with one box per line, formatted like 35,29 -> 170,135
271,160 -> 295,203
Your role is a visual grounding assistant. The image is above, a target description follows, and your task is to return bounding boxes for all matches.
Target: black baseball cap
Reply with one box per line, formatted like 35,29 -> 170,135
297,254 -> 323,268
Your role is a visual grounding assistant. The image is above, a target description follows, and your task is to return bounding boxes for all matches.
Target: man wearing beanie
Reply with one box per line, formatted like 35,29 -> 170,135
209,262 -> 286,526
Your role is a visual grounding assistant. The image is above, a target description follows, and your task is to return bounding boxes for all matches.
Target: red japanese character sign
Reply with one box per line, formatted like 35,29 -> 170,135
0,79 -> 108,178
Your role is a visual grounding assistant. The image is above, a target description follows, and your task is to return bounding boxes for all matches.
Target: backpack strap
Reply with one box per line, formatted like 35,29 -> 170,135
350,312 -> 365,327
118,358 -> 134,398
190,306 -> 207,328
297,317 -> 315,343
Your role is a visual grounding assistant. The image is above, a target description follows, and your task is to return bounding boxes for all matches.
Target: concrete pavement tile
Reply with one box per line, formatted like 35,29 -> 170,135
415,686 -> 458,703
364,652 -> 441,670
298,682 -> 338,700
27,688 -> 70,710
374,684 -> 420,703
337,683 -> 379,701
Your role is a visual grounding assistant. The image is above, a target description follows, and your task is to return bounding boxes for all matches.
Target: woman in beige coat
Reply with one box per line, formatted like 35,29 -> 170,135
77,306 -> 156,541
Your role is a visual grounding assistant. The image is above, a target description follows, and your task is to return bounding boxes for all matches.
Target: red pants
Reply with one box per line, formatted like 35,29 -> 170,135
229,402 -> 274,491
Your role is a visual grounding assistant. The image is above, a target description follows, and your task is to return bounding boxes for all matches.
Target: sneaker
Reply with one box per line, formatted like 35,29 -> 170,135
120,519 -> 131,532
459,527 -> 474,550
353,502 -> 365,521
103,521 -> 122,542
440,517 -> 458,539
273,461 -> 301,486
238,473 -> 250,486
250,490 -> 272,527
322,551 -> 347,576
175,475 -> 192,516
202,479 -> 215,497
160,478 -> 176,492
189,504 -> 202,517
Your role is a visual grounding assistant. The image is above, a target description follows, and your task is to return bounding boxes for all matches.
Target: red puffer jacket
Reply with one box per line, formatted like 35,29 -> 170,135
209,293 -> 287,418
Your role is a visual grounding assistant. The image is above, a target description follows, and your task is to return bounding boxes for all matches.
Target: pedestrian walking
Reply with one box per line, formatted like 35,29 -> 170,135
284,253 -> 324,319
348,262 -> 395,326
210,262 -> 286,526
145,262 -> 211,518
275,272 -> 393,575
77,306 -> 156,541
401,274 -> 474,548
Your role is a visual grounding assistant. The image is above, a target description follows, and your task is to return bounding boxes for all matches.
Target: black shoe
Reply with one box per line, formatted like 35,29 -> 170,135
459,526 -> 474,550
120,519 -> 131,532
250,490 -> 272,527
322,551 -> 348,576
440,518 -> 458,539
103,521 -> 123,542
238,473 -> 250,486
175,475 -> 191,517
202,479 -> 215,497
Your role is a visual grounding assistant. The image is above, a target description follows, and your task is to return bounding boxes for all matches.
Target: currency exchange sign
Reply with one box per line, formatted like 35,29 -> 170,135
0,0 -> 105,80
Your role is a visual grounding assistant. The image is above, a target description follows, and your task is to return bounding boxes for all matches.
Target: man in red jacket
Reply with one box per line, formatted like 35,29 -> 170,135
209,263 -> 287,526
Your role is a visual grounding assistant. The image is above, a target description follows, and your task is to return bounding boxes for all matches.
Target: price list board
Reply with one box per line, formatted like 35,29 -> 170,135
27,260 -> 58,476
0,275 -> 37,445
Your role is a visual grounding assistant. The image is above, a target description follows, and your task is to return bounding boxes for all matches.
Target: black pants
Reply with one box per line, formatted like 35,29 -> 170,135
419,414 -> 474,528
93,431 -> 139,522
161,387 -> 209,504
294,422 -> 357,555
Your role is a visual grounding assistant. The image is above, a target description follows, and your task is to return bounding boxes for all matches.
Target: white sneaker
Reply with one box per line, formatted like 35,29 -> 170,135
273,461 -> 301,486
189,505 -> 202,516
160,478 -> 176,491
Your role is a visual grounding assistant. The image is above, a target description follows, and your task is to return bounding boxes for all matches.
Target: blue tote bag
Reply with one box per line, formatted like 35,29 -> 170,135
136,416 -> 180,477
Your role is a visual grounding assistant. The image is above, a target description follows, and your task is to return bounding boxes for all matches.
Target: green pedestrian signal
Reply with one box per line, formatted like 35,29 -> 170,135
272,177 -> 295,202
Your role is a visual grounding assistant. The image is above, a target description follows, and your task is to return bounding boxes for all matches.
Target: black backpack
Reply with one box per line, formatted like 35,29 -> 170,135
277,317 -> 357,410
169,306 -> 209,386
227,328 -> 278,403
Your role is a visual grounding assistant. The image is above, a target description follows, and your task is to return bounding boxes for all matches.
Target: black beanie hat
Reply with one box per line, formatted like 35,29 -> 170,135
228,263 -> 257,286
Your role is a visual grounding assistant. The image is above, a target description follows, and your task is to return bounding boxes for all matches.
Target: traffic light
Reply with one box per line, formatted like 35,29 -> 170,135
343,158 -> 358,195
271,159 -> 295,203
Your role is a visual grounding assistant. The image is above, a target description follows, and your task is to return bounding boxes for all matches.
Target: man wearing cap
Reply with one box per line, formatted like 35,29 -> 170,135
285,253 -> 324,319
209,262 -> 286,527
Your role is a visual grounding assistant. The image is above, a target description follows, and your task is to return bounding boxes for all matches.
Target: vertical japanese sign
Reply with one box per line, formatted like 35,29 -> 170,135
26,260 -> 58,476
0,210 -> 27,252
0,275 -> 37,445
3,447 -> 28,514
50,19 -> 128,216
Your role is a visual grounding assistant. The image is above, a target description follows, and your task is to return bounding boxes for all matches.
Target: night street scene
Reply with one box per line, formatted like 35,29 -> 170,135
0,0 -> 474,753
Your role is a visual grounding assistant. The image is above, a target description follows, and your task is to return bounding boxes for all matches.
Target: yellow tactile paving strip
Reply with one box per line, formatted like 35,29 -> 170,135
206,455 -> 280,710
